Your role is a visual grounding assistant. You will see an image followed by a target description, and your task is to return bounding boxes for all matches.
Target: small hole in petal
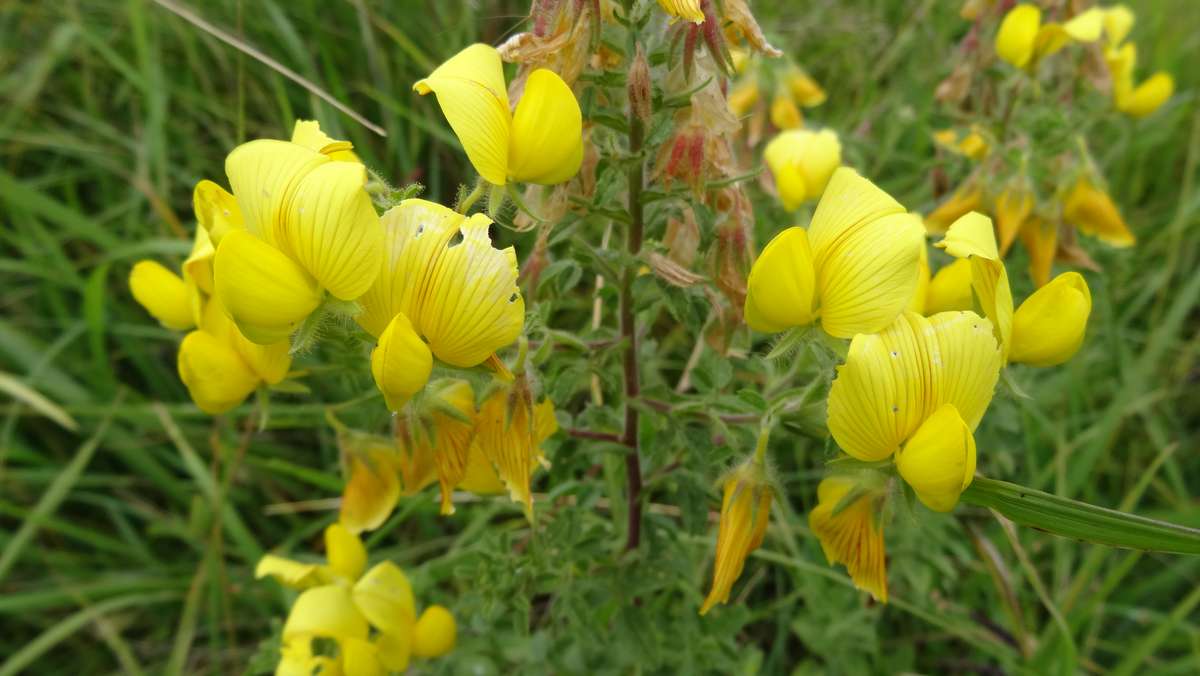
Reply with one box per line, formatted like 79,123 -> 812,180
508,292 -> 518,303
447,229 -> 464,248
416,223 -> 425,236
891,405 -> 899,413
890,351 -> 899,357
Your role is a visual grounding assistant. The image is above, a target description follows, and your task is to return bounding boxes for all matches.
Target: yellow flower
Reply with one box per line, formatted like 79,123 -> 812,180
994,184 -> 1034,256
1019,216 -> 1058,288
1063,177 -> 1136,248
827,310 -> 1002,509
937,213 -> 1092,367
994,4 -> 1102,70
763,129 -> 841,209
700,461 -> 772,615
129,260 -> 194,331
925,183 -> 983,234
210,120 -> 383,344
339,435 -> 401,534
370,313 -> 433,412
933,127 -> 989,160
257,524 -> 455,674
745,167 -> 924,338
784,66 -> 827,107
808,476 -> 888,601
657,0 -> 704,23
357,199 -> 525,369
727,80 -> 760,117
1103,5 -> 1135,47
473,377 -> 558,519
925,258 -> 975,315
1008,272 -> 1091,367
414,44 -> 582,186
769,90 -> 803,130
422,379 -> 481,515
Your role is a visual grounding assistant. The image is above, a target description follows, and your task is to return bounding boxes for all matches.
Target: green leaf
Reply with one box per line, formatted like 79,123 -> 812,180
961,477 -> 1200,554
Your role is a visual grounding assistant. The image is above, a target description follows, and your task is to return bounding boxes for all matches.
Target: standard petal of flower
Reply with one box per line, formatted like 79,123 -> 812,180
177,330 -> 259,414
927,311 -> 1003,430
1063,179 -> 1136,248
282,585 -> 369,642
1009,272 -> 1091,367
807,168 -> 903,261
1117,72 -> 1174,118
213,230 -> 322,344
352,561 -> 417,634
412,606 -> 457,658
508,68 -> 584,185
743,227 -> 817,332
700,475 -> 771,615
255,554 -> 322,589
896,403 -> 976,512
995,3 -> 1041,68
764,129 -> 841,208
808,477 -> 887,602
193,179 -> 244,245
278,160 -> 383,300
224,139 -> 327,244
1019,216 -> 1058,287
417,214 -> 524,367
340,444 -> 401,534
413,44 -> 511,185
370,313 -> 433,411
291,119 -> 359,161
925,258 -> 974,314
130,260 -> 195,331
656,0 -> 704,23
324,523 -> 367,581
936,213 -> 1014,355
817,212 -> 925,338
994,187 -> 1033,256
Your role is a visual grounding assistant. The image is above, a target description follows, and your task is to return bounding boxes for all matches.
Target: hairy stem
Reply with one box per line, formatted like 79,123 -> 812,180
621,103 -> 646,551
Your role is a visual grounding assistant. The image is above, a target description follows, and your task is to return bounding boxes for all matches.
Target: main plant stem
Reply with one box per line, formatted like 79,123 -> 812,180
621,108 -> 646,551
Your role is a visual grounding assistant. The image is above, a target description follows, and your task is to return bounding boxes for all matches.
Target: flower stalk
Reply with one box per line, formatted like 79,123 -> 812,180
621,47 -> 647,552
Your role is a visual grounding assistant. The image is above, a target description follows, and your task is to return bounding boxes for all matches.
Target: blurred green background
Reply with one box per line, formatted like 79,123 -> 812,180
1,0 -> 1198,673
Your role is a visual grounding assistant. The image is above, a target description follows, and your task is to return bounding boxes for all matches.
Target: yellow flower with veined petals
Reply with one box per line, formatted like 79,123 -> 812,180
203,119 -> 383,345
357,199 -> 525,369
700,460 -> 772,615
657,0 -> 704,23
763,129 -> 841,209
994,4 -> 1103,71
809,476 -> 888,602
414,44 -> 582,187
1063,177 -> 1136,248
744,167 -> 925,338
257,524 -> 456,674
828,310 -> 1001,510
937,212 -> 1092,366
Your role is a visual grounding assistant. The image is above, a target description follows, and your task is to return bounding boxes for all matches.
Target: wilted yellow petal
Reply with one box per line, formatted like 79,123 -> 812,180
425,379 -> 478,515
414,44 -> 511,186
474,387 -> 540,518
130,260 -> 194,331
925,258 -> 974,314
224,139 -> 327,244
324,523 -> 367,581
743,227 -> 817,332
1063,178 -> 1136,248
764,129 -> 841,209
657,0 -> 704,23
769,93 -> 803,130
1009,272 -> 1091,367
925,185 -> 983,234
193,179 -> 243,246
277,160 -> 383,300
808,477 -> 887,602
995,4 -> 1041,68
1117,72 -> 1174,118
807,167 -> 905,259
927,310 -> 1003,430
896,403 -> 976,512
340,441 -> 400,534
370,313 -> 433,411
1019,216 -> 1057,288
255,554 -> 323,589
177,330 -> 259,414
412,606 -> 457,658
341,637 -> 384,676
700,469 -> 771,615
995,187 -> 1033,257
508,69 -> 583,185
282,585 -> 369,642
352,561 -> 417,634
214,230 -> 322,344
817,212 -> 925,339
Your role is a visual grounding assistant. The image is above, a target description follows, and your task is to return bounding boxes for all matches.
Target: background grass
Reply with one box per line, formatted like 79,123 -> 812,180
1,0 -> 1198,673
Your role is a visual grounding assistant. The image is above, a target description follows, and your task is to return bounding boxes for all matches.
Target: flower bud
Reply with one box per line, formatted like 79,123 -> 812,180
1009,272 -> 1091,367
700,460 -> 772,614
628,46 -> 652,125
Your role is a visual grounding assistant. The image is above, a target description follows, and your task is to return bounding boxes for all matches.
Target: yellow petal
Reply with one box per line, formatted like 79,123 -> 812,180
457,440 -> 506,495
224,139 -> 328,244
291,119 -> 358,161
924,185 -> 983,235
927,310 -> 1003,430
193,179 -> 244,246
896,403 -> 976,512
908,245 -> 930,315
656,0 -> 704,23
130,260 -> 195,331
276,160 -> 383,300
324,523 -> 367,580
743,227 -> 817,332
352,561 -> 417,634
184,225 -> 216,296
232,333 -> 292,385
412,605 -> 457,658
370,312 -> 433,411
282,585 -> 368,642
936,213 -> 1014,356
785,68 -> 827,107
808,477 -> 887,602
255,554 -> 323,589
396,427 -> 439,497
1063,178 -> 1136,248
276,638 -> 318,676
1104,5 -> 1135,46
177,330 -> 259,414
508,68 -> 583,185
376,630 -> 412,672
341,637 -> 384,676
807,167 -> 905,261
925,257 -> 975,314
994,186 -> 1033,256
417,213 -> 524,367
414,44 -> 511,186
340,440 -> 401,534
764,129 -> 841,208
1009,272 -> 1091,367
816,212 -> 925,339
1062,8 -> 1105,43
700,468 -> 771,615
1118,72 -> 1174,118
936,211 -> 999,260
1019,216 -> 1057,287
769,92 -> 803,130
727,81 -> 760,117
1032,23 -> 1071,62
425,379 -> 478,515
214,230 -> 322,344
995,4 -> 1041,69
474,387 -> 539,518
